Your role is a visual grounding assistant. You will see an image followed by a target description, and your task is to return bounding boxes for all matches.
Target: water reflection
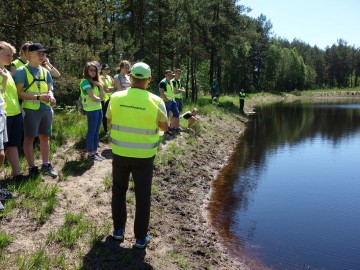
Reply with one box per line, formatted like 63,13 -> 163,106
208,99 -> 360,270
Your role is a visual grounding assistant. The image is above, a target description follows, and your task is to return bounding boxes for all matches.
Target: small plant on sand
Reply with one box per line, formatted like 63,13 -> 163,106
47,212 -> 89,248
0,230 -> 13,256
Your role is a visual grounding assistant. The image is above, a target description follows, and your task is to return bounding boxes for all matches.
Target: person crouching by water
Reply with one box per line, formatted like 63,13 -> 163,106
106,62 -> 168,248
181,108 -> 198,128
80,62 -> 105,161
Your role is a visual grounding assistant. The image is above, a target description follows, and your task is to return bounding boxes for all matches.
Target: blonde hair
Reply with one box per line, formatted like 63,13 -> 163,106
0,41 -> 16,54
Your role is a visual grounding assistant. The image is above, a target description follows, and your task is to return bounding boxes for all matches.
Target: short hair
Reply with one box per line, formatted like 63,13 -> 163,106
165,69 -> 172,74
175,69 -> 181,73
0,41 -> 16,54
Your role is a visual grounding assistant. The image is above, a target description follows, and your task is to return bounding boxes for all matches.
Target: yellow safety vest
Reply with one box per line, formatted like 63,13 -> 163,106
172,78 -> 183,99
80,79 -> 102,111
2,69 -> 21,116
105,74 -> 114,98
22,66 -> 50,110
100,76 -> 110,102
11,59 -> 27,70
161,78 -> 174,101
110,87 -> 162,158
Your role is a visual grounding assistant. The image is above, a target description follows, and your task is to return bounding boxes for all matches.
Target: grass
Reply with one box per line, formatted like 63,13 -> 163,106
47,212 -> 89,248
0,230 -> 13,256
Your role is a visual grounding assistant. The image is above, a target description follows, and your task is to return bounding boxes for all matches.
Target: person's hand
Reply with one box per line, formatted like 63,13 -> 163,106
0,68 -> 9,81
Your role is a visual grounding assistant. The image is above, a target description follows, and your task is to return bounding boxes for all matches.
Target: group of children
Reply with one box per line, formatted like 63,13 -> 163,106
80,62 -> 199,161
0,40 -> 202,211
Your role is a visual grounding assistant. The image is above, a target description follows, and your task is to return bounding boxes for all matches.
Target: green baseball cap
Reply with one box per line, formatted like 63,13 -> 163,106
131,62 -> 151,79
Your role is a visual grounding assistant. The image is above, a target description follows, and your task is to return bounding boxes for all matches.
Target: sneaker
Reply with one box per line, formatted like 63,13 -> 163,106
173,128 -> 181,133
41,163 -> 58,178
105,131 -> 110,137
164,130 -> 173,137
0,201 -> 4,212
13,174 -> 27,182
0,188 -> 17,200
134,234 -> 151,249
28,166 -> 39,178
95,153 -> 106,160
113,229 -> 124,241
89,154 -> 103,161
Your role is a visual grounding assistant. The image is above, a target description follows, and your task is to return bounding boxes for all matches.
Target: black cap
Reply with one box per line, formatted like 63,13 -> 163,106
102,63 -> 110,70
28,43 -> 47,52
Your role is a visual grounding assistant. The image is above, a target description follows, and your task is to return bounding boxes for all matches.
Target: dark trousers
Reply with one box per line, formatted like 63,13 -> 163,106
240,99 -> 245,112
112,154 -> 155,240
101,99 -> 110,133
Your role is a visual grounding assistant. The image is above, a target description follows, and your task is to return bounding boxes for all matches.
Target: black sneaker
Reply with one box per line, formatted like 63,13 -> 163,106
89,154 -> 103,161
0,188 -> 17,200
28,166 -> 39,178
13,174 -> 27,182
41,163 -> 58,178
164,130 -> 173,136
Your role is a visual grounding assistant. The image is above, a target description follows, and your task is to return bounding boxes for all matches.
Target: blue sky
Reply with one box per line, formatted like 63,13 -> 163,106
240,0 -> 360,49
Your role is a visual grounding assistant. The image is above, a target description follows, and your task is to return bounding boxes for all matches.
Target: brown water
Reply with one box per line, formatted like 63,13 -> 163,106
208,99 -> 360,270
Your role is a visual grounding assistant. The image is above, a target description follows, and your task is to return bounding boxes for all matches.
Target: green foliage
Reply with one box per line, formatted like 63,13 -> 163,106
47,212 -> 89,248
0,230 -> 13,255
0,1 -> 359,107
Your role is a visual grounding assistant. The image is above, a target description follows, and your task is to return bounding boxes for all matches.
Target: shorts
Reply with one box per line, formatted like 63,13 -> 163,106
165,100 -> 180,118
175,98 -> 183,113
23,108 -> 53,137
5,113 -> 23,147
0,114 -> 8,150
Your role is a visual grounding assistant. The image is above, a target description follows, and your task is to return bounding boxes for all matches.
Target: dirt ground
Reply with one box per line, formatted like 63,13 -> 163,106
1,96 -> 287,269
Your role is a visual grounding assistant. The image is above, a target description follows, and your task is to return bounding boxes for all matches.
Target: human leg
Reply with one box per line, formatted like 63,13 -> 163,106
5,114 -> 23,176
101,100 -> 109,133
112,154 -> 131,232
131,156 -> 155,240
0,114 -> 7,165
170,101 -> 180,129
86,110 -> 98,154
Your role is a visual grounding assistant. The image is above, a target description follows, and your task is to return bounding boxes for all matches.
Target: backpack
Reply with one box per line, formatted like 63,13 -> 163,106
76,96 -> 85,115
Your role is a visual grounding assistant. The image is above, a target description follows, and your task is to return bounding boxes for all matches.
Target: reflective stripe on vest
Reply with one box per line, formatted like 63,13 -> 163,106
161,79 -> 174,101
111,124 -> 158,135
3,69 -> 21,116
22,66 -> 50,110
111,138 -> 159,149
110,88 -> 162,158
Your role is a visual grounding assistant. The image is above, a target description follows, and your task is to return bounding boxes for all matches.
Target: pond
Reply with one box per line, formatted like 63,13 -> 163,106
208,99 -> 360,270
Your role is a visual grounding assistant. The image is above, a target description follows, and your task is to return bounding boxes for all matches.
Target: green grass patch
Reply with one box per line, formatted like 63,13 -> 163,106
47,212 -> 89,248
16,248 -> 67,270
0,230 -> 13,256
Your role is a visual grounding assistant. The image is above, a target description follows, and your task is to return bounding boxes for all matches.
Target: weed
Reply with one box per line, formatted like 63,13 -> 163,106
89,223 -> 112,245
103,173 -> 112,190
0,230 -> 13,255
17,248 -> 51,270
47,212 -> 89,248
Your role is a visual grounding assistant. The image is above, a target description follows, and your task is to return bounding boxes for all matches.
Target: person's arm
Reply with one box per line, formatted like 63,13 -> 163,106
89,80 -> 105,100
10,65 -> 17,77
0,69 -> 8,94
114,76 -> 121,91
158,100 -> 169,131
159,88 -> 168,102
106,101 -> 112,128
43,58 -> 61,77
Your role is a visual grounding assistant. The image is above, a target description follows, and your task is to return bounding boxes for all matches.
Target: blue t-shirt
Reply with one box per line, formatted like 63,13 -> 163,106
14,65 -> 53,110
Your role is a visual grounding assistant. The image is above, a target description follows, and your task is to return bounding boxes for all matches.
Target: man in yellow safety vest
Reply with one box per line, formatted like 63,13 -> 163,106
106,62 -> 168,248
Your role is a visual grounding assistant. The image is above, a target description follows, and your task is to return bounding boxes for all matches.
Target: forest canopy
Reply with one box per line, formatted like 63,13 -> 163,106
1,0 -> 359,104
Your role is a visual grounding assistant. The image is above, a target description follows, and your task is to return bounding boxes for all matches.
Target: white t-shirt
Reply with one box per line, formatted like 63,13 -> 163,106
0,76 -> 6,115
